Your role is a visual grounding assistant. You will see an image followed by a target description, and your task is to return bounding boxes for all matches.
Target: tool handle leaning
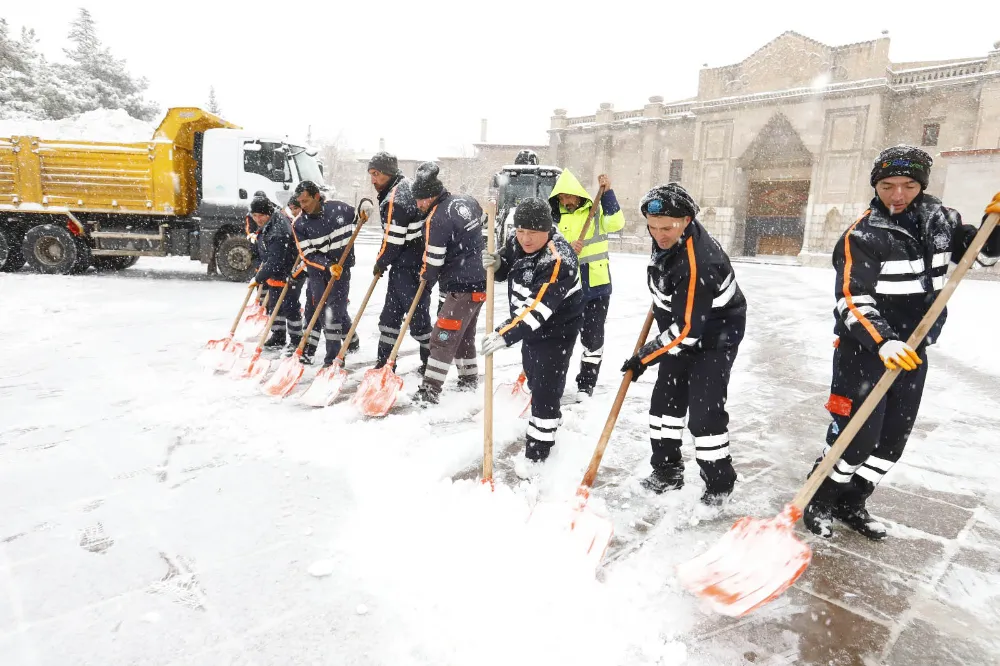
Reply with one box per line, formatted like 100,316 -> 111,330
578,184 -> 607,246
229,283 -> 258,336
387,280 -> 427,365
252,261 -> 301,349
293,202 -> 371,355
334,272 -> 382,364
792,211 -> 1000,510
484,207 -> 497,482
579,306 -> 656,490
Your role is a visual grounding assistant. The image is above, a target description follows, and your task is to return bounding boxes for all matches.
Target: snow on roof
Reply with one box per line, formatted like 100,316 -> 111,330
0,109 -> 157,143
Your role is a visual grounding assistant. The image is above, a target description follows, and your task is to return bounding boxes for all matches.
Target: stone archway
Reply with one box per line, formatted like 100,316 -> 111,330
738,114 -> 814,256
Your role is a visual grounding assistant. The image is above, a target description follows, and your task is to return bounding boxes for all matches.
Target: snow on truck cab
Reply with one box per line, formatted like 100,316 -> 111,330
0,107 -> 325,281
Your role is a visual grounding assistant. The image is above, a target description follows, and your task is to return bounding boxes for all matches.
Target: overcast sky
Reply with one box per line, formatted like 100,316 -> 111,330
5,1 -> 996,159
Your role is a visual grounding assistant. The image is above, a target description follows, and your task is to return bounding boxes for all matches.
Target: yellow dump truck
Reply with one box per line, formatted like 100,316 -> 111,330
0,107 -> 326,280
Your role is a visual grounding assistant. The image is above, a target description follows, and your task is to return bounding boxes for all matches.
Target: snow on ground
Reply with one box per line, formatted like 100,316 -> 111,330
2,250 -> 1000,665
0,109 -> 157,143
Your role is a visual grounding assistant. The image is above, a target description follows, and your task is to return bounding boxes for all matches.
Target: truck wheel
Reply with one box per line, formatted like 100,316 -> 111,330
93,256 -> 138,271
22,224 -> 80,275
215,235 -> 255,282
0,227 -> 26,272
70,238 -> 92,273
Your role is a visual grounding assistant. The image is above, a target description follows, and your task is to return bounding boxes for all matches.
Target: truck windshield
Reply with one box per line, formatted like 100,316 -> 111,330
291,149 -> 325,185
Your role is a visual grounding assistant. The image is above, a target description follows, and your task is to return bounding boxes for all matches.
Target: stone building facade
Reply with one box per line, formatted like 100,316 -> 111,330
547,32 -> 1000,260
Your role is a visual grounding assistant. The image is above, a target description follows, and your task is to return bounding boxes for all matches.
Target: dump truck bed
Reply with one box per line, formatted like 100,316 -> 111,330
0,107 -> 238,219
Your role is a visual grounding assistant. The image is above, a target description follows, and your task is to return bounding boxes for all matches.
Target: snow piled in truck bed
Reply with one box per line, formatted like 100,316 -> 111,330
0,109 -> 157,143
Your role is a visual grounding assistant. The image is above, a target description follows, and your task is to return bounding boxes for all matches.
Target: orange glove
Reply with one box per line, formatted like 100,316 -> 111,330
329,264 -> 343,279
986,192 -> 1000,216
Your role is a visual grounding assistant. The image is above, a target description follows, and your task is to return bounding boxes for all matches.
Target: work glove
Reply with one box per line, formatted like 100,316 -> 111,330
482,250 -> 501,272
329,264 -> 343,279
878,340 -> 922,371
479,331 -> 508,357
620,354 -> 648,382
373,265 -> 384,277
986,192 -> 1000,215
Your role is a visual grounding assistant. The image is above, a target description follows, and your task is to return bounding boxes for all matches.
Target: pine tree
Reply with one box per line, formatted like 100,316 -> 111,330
207,86 -> 221,115
0,19 -> 45,119
60,7 -> 158,120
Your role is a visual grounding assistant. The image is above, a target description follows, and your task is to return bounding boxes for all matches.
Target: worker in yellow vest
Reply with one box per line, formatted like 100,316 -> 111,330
548,170 -> 626,402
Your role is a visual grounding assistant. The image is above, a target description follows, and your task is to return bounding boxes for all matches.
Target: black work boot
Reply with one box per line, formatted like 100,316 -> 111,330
698,464 -> 737,506
413,384 -> 440,406
640,462 -> 685,494
263,332 -> 285,348
347,333 -> 360,355
456,376 -> 478,391
804,500 -> 835,538
834,498 -> 887,541
297,343 -> 316,365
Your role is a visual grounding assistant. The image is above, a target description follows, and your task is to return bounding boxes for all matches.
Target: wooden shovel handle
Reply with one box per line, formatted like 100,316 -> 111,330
484,206 -> 497,482
294,202 -> 371,354
578,184 -> 607,245
387,280 -> 427,365
579,306 -> 656,490
253,261 -> 301,348
334,271 -> 382,364
792,211 -> 1000,510
229,283 -> 258,336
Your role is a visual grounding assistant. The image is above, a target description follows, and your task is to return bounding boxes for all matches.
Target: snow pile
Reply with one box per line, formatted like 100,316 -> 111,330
0,108 -> 156,143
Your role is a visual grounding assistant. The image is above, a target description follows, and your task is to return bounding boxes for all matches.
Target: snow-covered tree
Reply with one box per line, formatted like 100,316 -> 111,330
60,8 -> 158,121
0,10 -> 160,121
207,86 -> 221,115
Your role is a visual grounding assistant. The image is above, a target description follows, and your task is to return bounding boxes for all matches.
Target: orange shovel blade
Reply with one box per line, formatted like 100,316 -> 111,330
200,338 -> 243,372
299,361 -> 349,407
238,312 -> 269,340
527,492 -> 615,573
495,373 -> 531,419
675,504 -> 812,618
230,350 -> 270,382
260,354 -> 305,397
351,366 -> 404,417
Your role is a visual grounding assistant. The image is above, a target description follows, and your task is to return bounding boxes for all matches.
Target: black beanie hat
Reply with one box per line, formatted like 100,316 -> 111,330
870,145 -> 933,189
513,197 -> 554,232
367,151 -> 399,176
640,183 -> 699,219
411,162 -> 445,199
250,193 -> 276,216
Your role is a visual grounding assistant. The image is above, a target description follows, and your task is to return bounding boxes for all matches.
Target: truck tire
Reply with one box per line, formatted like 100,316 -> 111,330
22,224 -> 80,275
70,238 -> 93,274
215,235 -> 255,282
0,227 -> 26,272
93,256 -> 139,271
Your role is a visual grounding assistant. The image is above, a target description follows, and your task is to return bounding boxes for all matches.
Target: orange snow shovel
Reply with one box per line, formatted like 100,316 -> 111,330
527,306 -> 656,571
239,289 -> 270,340
229,263 -> 300,381
494,372 -> 531,419
676,208 -> 1000,618
199,282 -> 258,371
261,204 -> 370,398
299,269 -> 383,407
352,280 -> 427,417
